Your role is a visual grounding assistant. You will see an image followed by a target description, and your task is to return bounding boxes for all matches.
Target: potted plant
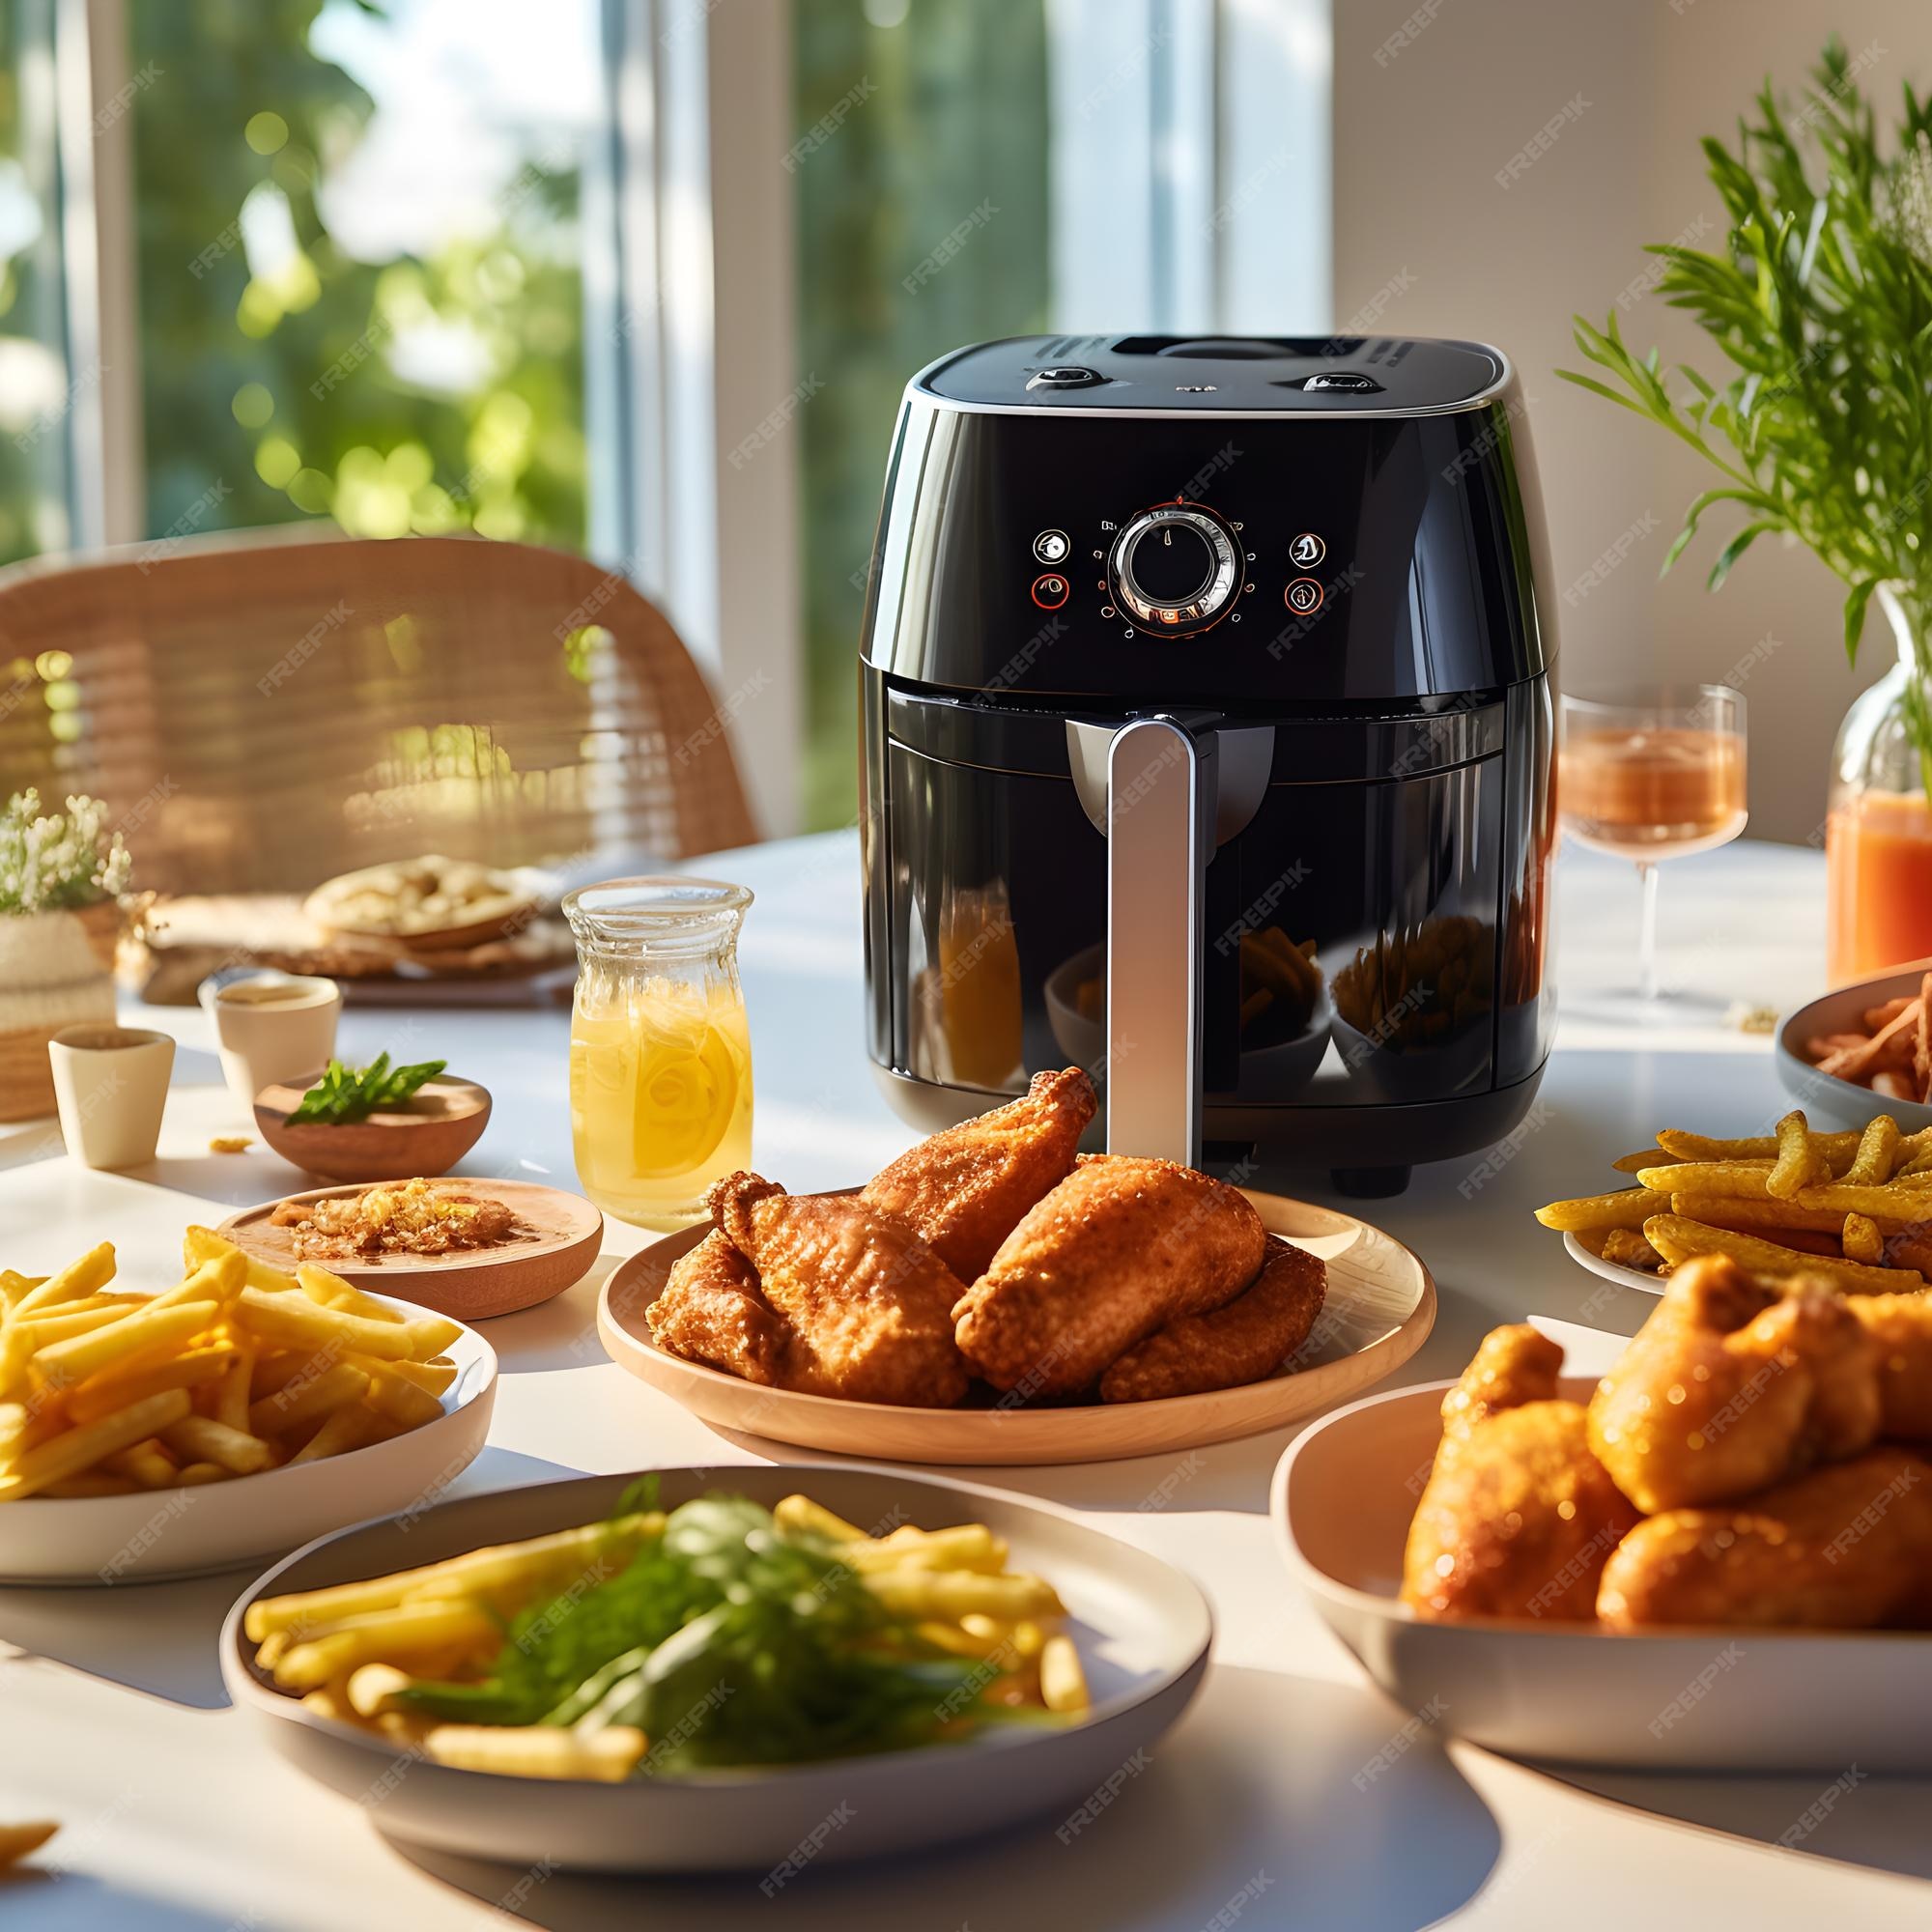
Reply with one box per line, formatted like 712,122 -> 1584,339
1562,40 -> 1932,982
0,790 -> 131,1121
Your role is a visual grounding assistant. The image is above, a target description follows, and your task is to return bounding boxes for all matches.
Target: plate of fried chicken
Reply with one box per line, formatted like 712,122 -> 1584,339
597,1068 -> 1435,1463
1274,1252 -> 1932,1771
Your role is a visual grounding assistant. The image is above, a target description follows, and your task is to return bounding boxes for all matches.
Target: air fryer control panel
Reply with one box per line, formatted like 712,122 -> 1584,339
861,400 -> 1552,707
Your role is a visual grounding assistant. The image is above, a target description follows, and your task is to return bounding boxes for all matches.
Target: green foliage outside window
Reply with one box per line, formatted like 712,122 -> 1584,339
793,0 -> 1051,828
129,0 -> 584,554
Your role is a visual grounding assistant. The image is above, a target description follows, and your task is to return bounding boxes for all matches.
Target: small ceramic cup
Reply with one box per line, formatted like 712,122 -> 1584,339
198,973 -> 342,1119
47,1024 -> 176,1169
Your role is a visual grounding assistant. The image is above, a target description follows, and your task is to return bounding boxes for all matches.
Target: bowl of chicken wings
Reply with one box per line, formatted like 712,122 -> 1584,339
1273,1253 -> 1932,1772
597,1069 -> 1435,1464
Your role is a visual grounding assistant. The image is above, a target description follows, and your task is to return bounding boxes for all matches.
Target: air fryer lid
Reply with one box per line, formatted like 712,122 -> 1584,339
919,333 -> 1506,412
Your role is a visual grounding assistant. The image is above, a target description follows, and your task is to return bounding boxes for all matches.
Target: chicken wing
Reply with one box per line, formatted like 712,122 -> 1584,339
862,1067 -> 1097,1283
1403,1324 -> 1639,1621
1850,1291 -> 1932,1440
645,1231 -> 816,1392
1588,1256 -> 1878,1513
1598,1447 -> 1932,1630
708,1174 -> 969,1407
952,1156 -> 1266,1396
1098,1236 -> 1325,1404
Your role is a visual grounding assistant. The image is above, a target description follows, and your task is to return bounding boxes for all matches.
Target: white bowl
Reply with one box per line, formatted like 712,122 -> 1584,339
1776,968 -> 1932,1133
1273,1375 -> 1932,1773
1561,1228 -> 1663,1298
223,1465 -> 1212,1873
0,1293 -> 496,1586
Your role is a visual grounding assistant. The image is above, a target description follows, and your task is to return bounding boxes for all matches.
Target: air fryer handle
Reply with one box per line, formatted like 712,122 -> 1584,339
1104,717 -> 1214,1166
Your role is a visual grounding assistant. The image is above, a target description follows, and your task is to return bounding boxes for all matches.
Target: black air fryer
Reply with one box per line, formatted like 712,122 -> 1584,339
858,333 -> 1556,1195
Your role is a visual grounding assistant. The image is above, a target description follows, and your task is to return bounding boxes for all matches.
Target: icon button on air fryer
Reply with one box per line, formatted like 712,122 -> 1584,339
1289,532 -> 1325,569
1033,528 -> 1070,565
1031,572 -> 1070,610
1285,577 -> 1323,615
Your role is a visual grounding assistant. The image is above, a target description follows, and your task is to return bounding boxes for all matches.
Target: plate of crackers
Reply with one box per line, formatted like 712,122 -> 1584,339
1777,966 -> 1932,1132
1538,1108 -> 1932,1295
598,1068 -> 1435,1463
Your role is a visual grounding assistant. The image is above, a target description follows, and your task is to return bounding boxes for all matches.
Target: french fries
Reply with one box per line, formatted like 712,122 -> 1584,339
423,1724 -> 647,1782
0,1225 -> 463,1500
1642,1214 -> 1921,1294
1539,1110 -> 1932,1290
1768,1110 -> 1832,1199
1807,973 -> 1932,1100
244,1492 -> 1087,1778
0,1821 -> 59,1869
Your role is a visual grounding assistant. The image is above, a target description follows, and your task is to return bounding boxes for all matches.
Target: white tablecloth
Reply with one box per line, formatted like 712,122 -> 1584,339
0,834 -> 1924,1929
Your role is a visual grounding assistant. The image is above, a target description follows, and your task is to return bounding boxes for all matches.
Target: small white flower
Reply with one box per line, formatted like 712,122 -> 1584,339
0,789 -> 130,915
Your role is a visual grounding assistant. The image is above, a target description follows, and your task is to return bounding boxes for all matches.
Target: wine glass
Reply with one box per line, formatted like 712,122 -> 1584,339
1557,684 -> 1748,1005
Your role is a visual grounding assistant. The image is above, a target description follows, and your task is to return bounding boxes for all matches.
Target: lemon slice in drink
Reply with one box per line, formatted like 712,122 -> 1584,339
631,1023 -> 741,1179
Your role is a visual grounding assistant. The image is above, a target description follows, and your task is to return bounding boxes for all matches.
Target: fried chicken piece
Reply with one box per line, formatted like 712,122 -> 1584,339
1598,1447 -> 1932,1630
1403,1324 -> 1639,1622
1850,1291 -> 1932,1440
952,1156 -> 1266,1397
708,1174 -> 969,1408
862,1067 -> 1096,1283
645,1231 -> 799,1390
1438,1321 -> 1565,1442
1099,1236 -> 1326,1403
1588,1256 -> 1879,1513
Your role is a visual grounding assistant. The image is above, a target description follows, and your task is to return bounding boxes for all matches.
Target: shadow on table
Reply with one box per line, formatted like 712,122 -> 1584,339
673,1421 -> 1289,1519
0,1871 -> 239,1930
482,1264 -> 614,1373
389,1665 -> 1500,1932
1549,1765 -> 1932,1883
0,1447 -> 582,1712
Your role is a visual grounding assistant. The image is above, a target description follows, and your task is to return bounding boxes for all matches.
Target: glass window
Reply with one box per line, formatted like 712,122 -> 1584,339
128,0 -> 595,554
0,0 -> 73,565
792,0 -> 1051,829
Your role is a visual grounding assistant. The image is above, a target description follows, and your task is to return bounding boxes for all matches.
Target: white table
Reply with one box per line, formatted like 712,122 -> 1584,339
1,835 -> 1926,1929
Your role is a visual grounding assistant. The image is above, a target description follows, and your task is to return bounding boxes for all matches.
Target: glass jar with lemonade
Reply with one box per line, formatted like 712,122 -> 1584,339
563,878 -> 753,1230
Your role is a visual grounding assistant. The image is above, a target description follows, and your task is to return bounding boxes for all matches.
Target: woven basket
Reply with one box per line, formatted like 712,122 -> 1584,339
0,899 -> 122,1122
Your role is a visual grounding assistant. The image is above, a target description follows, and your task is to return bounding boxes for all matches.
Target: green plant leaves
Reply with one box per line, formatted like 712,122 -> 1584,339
286,1053 -> 447,1125
1554,37 -> 1932,743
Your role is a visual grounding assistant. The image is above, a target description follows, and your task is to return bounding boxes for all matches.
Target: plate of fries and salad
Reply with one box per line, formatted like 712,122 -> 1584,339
0,1223 -> 495,1583
222,1465 -> 1211,1872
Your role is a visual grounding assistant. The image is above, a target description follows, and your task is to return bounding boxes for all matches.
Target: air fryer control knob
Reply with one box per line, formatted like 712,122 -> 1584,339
1107,504 -> 1240,633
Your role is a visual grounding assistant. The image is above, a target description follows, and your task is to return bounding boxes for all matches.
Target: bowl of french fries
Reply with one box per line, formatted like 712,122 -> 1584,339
1778,967 -> 1932,1133
221,1465 -> 1211,1873
0,1225 -> 495,1584
1536,1109 -> 1932,1293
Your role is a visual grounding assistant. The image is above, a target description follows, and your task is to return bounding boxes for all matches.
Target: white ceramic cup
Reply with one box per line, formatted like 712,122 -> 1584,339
47,1025 -> 176,1169
198,973 -> 342,1119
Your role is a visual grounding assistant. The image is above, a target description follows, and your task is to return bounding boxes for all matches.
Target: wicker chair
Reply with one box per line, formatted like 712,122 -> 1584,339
0,527 -> 758,895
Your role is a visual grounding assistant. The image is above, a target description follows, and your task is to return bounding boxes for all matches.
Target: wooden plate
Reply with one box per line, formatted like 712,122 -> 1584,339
253,1072 -> 492,1183
597,1186 -> 1435,1464
219,1179 -> 603,1321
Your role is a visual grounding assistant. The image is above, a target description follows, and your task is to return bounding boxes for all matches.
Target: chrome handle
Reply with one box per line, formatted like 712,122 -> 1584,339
1104,717 -> 1212,1166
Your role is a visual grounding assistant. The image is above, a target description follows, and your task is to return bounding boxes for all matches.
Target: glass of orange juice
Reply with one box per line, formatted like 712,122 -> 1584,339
563,877 -> 753,1230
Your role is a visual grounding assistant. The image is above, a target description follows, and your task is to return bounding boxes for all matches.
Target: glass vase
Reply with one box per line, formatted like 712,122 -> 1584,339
1826,584 -> 1932,984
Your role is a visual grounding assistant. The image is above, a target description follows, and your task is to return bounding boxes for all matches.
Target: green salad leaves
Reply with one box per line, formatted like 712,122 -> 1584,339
286,1053 -> 447,1125
394,1490 -> 1045,1774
